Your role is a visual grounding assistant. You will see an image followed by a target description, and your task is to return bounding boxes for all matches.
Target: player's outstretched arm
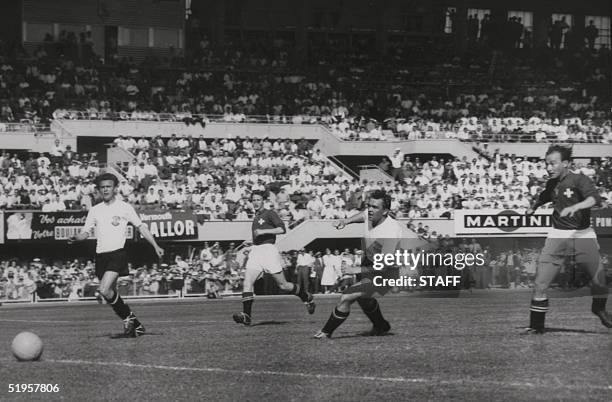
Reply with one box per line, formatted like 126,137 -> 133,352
254,227 -> 285,238
334,211 -> 365,229
138,224 -> 165,258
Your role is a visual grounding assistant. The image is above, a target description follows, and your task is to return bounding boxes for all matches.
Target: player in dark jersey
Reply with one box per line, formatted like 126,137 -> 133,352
232,191 -> 315,325
524,145 -> 612,334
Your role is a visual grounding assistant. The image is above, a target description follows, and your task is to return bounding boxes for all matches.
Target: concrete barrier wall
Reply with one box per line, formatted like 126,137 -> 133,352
57,120 -> 612,159
0,132 -> 77,153
194,218 -> 455,249
59,120 -> 325,140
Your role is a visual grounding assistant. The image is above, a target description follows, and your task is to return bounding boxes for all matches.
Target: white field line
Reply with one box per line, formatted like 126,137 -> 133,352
3,358 -> 612,392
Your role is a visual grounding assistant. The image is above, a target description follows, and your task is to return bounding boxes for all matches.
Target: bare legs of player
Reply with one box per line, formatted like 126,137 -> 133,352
98,271 -> 144,336
529,256 -> 612,333
234,271 -> 315,326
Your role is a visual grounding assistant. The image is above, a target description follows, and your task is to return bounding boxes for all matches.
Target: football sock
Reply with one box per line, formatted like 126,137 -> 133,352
357,298 -> 386,328
104,291 -> 131,320
592,297 -> 607,313
321,307 -> 349,334
529,298 -> 548,330
242,292 -> 254,316
290,283 -> 310,303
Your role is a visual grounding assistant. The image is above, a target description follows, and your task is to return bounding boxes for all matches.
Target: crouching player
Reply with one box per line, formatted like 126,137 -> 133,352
524,145 -> 612,334
314,190 -> 408,339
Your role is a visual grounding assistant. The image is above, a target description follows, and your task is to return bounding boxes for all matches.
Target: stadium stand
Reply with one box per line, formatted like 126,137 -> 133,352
1,36 -> 610,141
1,138 -> 611,221
1,16 -> 611,303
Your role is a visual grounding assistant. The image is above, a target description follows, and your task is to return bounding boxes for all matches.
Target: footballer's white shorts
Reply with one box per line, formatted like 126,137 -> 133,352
245,243 -> 284,280
540,227 -> 599,267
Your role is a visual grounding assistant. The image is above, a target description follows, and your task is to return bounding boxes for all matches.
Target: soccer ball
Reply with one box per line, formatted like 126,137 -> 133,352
11,332 -> 44,361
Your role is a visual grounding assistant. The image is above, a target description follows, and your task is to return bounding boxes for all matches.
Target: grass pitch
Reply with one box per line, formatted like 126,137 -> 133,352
1,290 -> 611,401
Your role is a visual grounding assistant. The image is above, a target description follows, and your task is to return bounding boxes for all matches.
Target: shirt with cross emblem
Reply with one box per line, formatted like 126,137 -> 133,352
251,208 -> 285,245
537,172 -> 601,230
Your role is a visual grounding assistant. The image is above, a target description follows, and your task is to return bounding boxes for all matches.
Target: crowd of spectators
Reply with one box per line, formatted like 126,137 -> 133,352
0,242 -> 244,301
3,237 -> 609,301
330,115 -> 612,143
1,28 -> 610,142
2,133 -> 612,232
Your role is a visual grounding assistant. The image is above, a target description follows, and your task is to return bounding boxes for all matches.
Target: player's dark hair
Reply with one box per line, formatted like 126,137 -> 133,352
94,173 -> 119,187
251,190 -> 266,199
369,189 -> 391,210
545,145 -> 572,161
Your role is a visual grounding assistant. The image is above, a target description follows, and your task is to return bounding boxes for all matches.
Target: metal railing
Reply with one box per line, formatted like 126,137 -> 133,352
52,110 -> 325,125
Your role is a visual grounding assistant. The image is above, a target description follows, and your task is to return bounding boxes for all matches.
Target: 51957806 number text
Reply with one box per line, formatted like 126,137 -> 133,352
8,384 -> 60,393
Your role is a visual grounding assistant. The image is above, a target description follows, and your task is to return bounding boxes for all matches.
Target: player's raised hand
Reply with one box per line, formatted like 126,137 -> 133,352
154,246 -> 165,259
333,219 -> 347,230
67,236 -> 77,244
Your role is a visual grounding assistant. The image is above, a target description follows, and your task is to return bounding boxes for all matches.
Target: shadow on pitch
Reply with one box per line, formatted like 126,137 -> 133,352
251,320 -> 288,327
93,332 -> 165,339
515,326 -> 605,335
331,332 -> 396,340
543,327 -> 607,335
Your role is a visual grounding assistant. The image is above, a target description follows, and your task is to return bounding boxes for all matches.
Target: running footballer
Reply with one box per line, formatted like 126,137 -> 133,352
232,191 -> 315,326
70,173 -> 164,337
524,145 -> 612,334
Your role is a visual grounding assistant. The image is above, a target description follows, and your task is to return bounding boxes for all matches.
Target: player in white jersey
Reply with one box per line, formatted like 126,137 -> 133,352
69,173 -> 164,337
314,190 -> 405,339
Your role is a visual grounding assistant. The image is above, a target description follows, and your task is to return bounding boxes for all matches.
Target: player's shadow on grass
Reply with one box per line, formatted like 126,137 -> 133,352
251,320 -> 288,327
544,327 -> 606,335
515,326 -> 604,335
331,332 -> 396,340
100,332 -> 165,339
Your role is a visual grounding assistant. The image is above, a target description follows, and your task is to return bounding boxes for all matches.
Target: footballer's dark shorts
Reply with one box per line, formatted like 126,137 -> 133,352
95,248 -> 129,280
343,266 -> 400,298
